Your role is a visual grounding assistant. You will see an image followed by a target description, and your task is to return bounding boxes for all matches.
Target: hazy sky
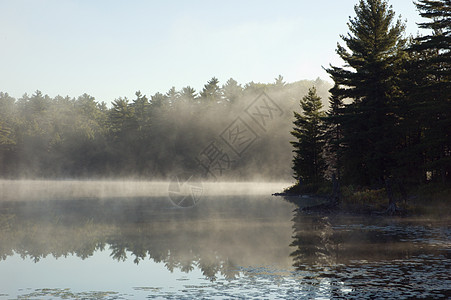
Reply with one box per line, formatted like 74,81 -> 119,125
1,0 -> 425,104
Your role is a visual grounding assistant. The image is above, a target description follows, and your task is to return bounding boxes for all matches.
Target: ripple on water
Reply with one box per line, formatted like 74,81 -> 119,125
9,255 -> 451,300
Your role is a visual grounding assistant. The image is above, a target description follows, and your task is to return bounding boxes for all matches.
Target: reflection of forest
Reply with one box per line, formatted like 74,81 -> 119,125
2,196 -> 447,285
289,207 -> 451,299
290,207 -> 446,269
0,196 -> 294,281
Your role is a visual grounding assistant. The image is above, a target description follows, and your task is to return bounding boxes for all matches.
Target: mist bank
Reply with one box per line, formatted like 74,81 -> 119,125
0,180 -> 291,202
0,77 -> 331,181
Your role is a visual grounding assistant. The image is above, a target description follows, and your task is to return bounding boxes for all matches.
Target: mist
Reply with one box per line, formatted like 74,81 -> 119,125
0,180 -> 290,202
0,77 -> 331,181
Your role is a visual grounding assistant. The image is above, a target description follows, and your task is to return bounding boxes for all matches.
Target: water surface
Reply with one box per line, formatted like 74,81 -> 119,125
0,181 -> 449,299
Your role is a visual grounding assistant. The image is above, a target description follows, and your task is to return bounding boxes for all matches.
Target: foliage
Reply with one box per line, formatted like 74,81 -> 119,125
405,0 -> 451,183
325,0 -> 408,186
341,186 -> 387,208
290,87 -> 326,185
287,0 -> 451,206
0,78 -> 332,179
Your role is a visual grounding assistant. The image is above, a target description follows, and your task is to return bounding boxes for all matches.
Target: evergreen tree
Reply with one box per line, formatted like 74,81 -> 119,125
0,93 -> 17,174
180,86 -> 197,103
274,75 -> 286,89
326,0 -> 407,185
109,98 -> 135,137
323,85 -> 344,180
222,78 -> 242,104
392,37 -> 427,184
166,87 -> 180,107
150,92 -> 168,109
409,0 -> 451,183
0,92 -> 16,149
200,77 -> 221,103
291,87 -> 326,186
129,91 -> 152,174
131,91 -> 150,130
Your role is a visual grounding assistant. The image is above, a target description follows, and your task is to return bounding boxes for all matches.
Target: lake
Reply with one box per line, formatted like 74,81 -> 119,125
0,181 -> 450,299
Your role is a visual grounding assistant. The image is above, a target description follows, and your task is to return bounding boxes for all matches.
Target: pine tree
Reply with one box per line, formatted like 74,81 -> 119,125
274,75 -> 286,89
326,0 -> 407,185
166,87 -> 180,107
409,0 -> 451,183
0,93 -> 16,175
323,85 -> 344,180
200,77 -> 221,103
109,98 -> 136,139
180,86 -> 197,103
291,87 -> 326,187
222,78 -> 242,104
0,92 -> 16,151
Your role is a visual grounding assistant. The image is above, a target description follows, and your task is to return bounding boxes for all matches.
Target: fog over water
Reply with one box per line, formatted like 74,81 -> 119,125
1,0 -> 450,297
0,180 -> 292,201
0,181 -> 450,299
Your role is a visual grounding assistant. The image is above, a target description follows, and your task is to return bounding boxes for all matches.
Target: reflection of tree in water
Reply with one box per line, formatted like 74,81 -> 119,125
289,209 -> 346,298
289,207 -> 425,269
0,219 -> 241,281
105,232 -> 240,281
0,199 -> 288,282
109,242 -> 128,262
290,210 -> 338,269
288,206 -> 451,298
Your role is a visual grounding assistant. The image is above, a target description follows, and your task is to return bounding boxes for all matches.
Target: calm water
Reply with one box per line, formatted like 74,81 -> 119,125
0,181 -> 450,299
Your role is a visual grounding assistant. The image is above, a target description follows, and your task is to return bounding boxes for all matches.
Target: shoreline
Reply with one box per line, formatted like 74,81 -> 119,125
273,189 -> 451,220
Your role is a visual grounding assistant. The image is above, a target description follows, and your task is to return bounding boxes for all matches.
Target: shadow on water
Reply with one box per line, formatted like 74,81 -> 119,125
0,182 -> 450,299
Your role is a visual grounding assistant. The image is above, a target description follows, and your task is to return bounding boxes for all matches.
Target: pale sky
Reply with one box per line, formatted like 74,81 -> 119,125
0,0 -> 425,104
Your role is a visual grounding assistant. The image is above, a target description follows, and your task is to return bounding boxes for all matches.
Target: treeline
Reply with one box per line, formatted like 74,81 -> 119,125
291,0 -> 450,190
0,77 -> 331,179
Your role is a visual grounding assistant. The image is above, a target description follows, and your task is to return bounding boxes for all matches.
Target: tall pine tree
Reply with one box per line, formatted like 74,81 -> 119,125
326,0 -> 407,185
409,0 -> 451,183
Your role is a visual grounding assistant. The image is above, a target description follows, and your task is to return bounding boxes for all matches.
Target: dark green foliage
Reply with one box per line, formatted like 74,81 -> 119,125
406,0 -> 451,183
291,87 -> 326,185
326,0 -> 407,186
323,85 -> 344,180
320,0 -> 450,195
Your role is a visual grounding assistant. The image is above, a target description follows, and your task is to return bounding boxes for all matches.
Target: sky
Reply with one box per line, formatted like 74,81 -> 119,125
0,0 -> 426,104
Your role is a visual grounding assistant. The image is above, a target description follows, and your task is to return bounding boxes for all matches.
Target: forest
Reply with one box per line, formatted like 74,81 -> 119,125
0,76 -> 331,180
290,0 -> 450,194
0,0 -> 450,191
